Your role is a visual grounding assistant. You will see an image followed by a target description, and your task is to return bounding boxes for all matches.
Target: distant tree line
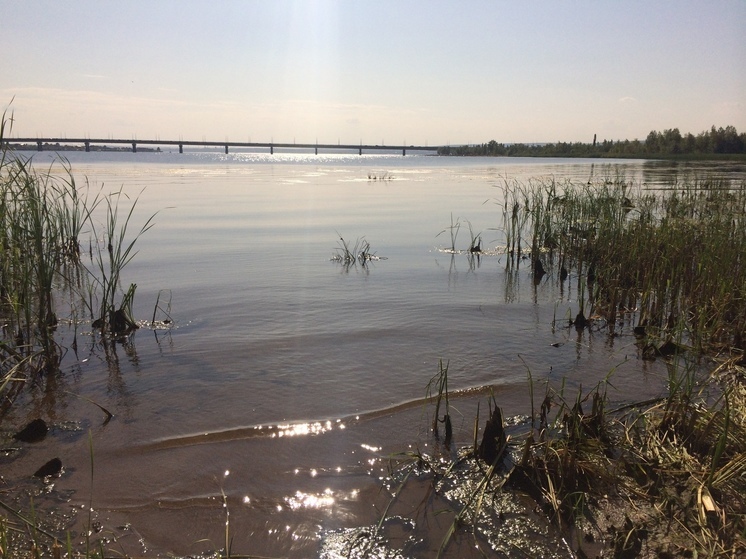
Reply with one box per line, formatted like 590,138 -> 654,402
438,125 -> 746,158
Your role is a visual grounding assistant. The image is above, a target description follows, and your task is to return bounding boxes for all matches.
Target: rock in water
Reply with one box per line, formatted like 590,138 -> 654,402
33,458 -> 62,478
13,418 -> 48,442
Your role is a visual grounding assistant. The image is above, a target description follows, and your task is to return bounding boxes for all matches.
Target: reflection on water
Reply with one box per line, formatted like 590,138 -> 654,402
286,488 -> 340,511
6,153 -> 744,557
641,158 -> 746,186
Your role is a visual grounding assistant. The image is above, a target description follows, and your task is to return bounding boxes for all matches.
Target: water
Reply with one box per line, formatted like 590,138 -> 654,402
5,151 -> 745,557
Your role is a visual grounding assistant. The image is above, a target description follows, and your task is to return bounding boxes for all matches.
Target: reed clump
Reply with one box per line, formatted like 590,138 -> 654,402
331,234 -> 384,269
0,110 -> 157,408
500,175 -> 746,355
1,114 -> 87,393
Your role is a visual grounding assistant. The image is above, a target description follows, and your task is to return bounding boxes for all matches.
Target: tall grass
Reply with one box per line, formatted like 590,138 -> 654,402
0,110 -> 156,408
499,174 -> 746,354
89,188 -> 155,334
0,115 -> 86,383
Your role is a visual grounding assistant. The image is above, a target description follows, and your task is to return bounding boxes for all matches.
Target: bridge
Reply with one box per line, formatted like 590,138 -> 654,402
3,137 -> 440,156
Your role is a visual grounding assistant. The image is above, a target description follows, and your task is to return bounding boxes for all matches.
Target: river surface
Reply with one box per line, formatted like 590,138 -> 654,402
4,151 -> 745,557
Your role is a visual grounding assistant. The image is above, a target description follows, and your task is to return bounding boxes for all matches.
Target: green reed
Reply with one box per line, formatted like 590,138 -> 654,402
465,219 -> 481,253
499,177 -> 542,268
332,234 -> 382,268
0,131 -> 79,378
89,187 -> 155,334
436,213 -> 461,252
499,174 -> 746,353
426,359 -> 452,443
1,110 -> 156,405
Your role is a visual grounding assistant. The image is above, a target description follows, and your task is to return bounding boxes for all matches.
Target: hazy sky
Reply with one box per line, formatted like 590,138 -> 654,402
2,1 -> 744,145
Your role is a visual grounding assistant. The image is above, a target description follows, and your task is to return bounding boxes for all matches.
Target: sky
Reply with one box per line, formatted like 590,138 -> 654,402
1,1 -> 745,146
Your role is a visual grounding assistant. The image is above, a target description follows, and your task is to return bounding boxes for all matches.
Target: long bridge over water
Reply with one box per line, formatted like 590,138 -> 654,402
4,137 -> 440,156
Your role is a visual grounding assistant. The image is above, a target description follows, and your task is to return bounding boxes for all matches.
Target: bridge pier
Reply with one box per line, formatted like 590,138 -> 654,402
225,144 -> 229,154
85,141 -> 90,152
359,147 -> 362,155
179,143 -> 183,154
37,140 -> 43,152
402,148 -> 406,156
270,145 -> 273,155
315,145 -> 318,155
132,142 -> 137,153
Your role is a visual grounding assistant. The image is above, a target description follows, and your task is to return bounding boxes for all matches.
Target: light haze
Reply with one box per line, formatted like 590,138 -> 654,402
2,0 -> 744,145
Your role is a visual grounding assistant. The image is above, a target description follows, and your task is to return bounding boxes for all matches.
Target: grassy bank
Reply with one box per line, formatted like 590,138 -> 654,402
365,357 -> 744,558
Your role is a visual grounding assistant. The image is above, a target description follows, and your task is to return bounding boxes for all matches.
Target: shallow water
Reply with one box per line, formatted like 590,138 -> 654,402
4,152 -> 744,557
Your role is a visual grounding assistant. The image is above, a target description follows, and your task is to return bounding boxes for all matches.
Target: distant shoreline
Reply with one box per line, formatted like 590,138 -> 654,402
5,142 -> 744,162
3,142 -> 161,153
437,125 -> 746,160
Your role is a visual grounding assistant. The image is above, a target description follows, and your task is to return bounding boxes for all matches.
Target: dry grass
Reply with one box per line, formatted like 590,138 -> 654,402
374,359 -> 746,558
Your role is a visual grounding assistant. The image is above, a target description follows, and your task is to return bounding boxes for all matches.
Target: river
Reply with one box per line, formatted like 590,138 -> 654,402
4,150 -> 745,557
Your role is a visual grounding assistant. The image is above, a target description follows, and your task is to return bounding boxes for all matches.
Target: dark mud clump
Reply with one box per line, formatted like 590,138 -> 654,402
33,457 -> 63,479
13,418 -> 49,443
